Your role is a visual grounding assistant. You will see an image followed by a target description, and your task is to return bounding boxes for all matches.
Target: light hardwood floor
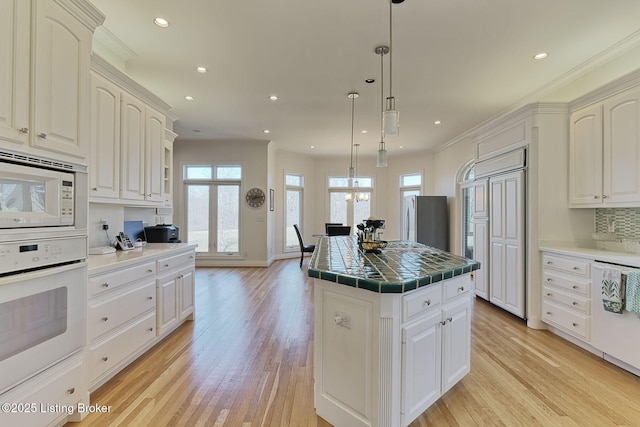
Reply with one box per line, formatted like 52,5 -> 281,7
70,259 -> 640,426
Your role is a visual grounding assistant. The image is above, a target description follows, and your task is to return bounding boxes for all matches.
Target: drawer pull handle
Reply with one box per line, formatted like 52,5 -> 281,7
102,317 -> 108,322
572,285 -> 578,290
546,278 -> 552,282
602,195 -> 609,199
148,327 -> 154,332
67,387 -> 75,395
440,320 -> 447,325
546,261 -> 552,265
458,286 -> 465,292
148,296 -> 153,300
546,293 -> 552,297
92,187 -> 98,191
546,311 -> 552,315
572,301 -> 578,306
148,269 -> 153,273
424,299 -> 431,306
164,263 -> 170,267
102,356 -> 109,362
38,132 -> 47,139
102,282 -> 110,288
19,127 -> 29,134
572,322 -> 578,327
573,266 -> 579,270
446,317 -> 453,323
594,195 -> 600,199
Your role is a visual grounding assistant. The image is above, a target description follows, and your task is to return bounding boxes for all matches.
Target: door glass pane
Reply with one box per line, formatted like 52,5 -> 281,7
353,194 -> 371,226
185,166 -> 212,179
285,174 -> 303,187
328,177 -> 350,188
286,189 -> 301,248
187,185 -> 209,252
215,166 -> 242,180
330,192 -> 348,224
401,174 -> 422,187
463,186 -> 474,259
217,185 -> 239,252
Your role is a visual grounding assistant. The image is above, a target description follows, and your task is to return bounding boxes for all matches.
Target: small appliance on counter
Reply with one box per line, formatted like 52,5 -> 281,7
145,224 -> 181,243
356,217 -> 387,253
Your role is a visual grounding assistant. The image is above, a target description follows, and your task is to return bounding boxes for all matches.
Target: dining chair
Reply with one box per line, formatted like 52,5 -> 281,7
325,222 -> 343,234
293,224 -> 315,268
326,225 -> 352,236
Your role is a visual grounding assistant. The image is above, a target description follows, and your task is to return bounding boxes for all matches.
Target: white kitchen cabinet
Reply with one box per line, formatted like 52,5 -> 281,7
156,251 -> 196,336
89,73 -> 121,200
570,87 -> 640,207
489,170 -> 525,318
541,252 -> 591,342
0,0 -> 102,163
441,296 -> 471,393
120,92 -> 166,203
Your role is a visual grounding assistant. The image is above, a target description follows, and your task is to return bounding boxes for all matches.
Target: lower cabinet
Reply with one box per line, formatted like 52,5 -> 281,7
87,246 -> 196,390
401,280 -> 471,426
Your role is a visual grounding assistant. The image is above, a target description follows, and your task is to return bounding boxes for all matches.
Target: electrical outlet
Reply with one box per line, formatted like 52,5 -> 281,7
334,311 -> 351,329
100,218 -> 109,226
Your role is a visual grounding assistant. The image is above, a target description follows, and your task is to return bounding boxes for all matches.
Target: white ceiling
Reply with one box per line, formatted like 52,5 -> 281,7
90,0 -> 640,157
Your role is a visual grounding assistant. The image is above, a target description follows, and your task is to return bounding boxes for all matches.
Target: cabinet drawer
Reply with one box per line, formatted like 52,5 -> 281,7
88,281 -> 156,341
89,261 -> 156,297
543,286 -> 590,314
403,285 -> 441,323
542,270 -> 591,297
157,251 -> 195,274
0,357 -> 82,426
443,275 -> 471,302
89,312 -> 156,383
542,254 -> 590,278
542,301 -> 590,341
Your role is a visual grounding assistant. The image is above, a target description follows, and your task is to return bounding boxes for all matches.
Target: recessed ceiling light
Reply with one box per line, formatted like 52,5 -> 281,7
269,95 -> 278,101
263,129 -> 270,134
185,95 -> 194,101
361,130 -> 368,134
399,145 -> 404,149
310,145 -> 315,149
196,66 -> 207,73
533,52 -> 548,60
434,120 -> 442,125
153,17 -> 170,28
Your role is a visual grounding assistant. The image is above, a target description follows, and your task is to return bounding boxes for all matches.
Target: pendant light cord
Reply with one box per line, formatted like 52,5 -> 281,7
350,95 -> 355,169
380,48 -> 385,143
389,0 -> 393,99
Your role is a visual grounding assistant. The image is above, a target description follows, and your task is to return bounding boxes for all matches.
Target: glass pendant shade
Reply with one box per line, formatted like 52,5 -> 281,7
383,97 -> 399,136
377,144 -> 388,168
345,192 -> 353,202
348,166 -> 355,179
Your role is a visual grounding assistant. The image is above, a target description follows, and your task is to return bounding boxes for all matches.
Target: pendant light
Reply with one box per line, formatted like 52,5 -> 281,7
375,45 -> 389,167
354,144 -> 369,202
347,92 -> 359,180
383,0 -> 402,136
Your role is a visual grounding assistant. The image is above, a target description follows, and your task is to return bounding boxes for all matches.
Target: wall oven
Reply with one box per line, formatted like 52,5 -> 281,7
0,236 -> 87,395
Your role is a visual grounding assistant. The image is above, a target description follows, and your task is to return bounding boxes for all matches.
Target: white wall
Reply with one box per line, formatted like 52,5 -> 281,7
173,139 -> 270,266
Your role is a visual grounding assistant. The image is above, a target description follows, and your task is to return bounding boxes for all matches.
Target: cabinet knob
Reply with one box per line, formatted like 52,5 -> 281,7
102,282 -> 110,288
148,327 -> 154,332
440,320 -> 447,325
102,356 -> 109,362
91,187 -> 98,191
572,266 -> 580,270
148,269 -> 153,273
457,286 -> 465,292
19,127 -> 29,134
38,132 -> 47,139
572,301 -> 578,306
546,278 -> 552,282
546,293 -> 552,297
546,261 -> 552,265
164,264 -> 169,267
594,195 -> 600,199
446,317 -> 453,323
572,285 -> 578,290
424,299 -> 431,306
572,322 -> 578,327
102,317 -> 108,322
602,195 -> 609,199
67,388 -> 75,395
148,296 -> 153,300
546,311 -> 552,315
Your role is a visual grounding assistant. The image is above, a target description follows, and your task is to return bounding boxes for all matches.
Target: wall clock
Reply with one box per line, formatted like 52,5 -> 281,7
245,187 -> 266,208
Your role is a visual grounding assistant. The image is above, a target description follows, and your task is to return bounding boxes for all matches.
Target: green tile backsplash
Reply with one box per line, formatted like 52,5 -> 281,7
595,208 -> 640,238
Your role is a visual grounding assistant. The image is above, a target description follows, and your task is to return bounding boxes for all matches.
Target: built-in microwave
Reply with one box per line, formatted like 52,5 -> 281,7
0,159 -> 75,228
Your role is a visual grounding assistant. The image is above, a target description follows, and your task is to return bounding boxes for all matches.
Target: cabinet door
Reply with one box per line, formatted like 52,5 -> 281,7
569,104 -> 603,206
0,0 -> 30,148
120,93 -> 146,201
145,107 -> 165,202
489,171 -> 525,318
442,297 -> 471,393
157,276 -> 178,333
32,0 -> 91,160
179,268 -> 194,320
603,88 -> 640,204
473,179 -> 488,217
90,74 -> 120,199
473,219 -> 488,300
401,311 -> 442,425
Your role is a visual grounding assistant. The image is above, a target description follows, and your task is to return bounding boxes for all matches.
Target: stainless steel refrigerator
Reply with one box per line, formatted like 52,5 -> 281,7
403,196 -> 449,251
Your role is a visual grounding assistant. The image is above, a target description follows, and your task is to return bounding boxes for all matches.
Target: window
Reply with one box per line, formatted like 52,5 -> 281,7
328,176 -> 372,227
458,162 -> 475,259
184,164 -> 241,255
285,173 -> 304,251
400,173 -> 422,237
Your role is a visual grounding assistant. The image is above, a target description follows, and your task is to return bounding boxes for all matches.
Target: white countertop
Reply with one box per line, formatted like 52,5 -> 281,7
88,243 -> 197,274
539,243 -> 640,267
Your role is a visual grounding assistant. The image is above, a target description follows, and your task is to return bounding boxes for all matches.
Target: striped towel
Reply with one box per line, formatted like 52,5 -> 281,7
625,270 -> 640,317
601,268 -> 624,314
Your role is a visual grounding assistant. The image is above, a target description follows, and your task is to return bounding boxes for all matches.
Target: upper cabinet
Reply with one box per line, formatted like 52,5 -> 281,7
0,0 -> 104,163
89,55 -> 174,206
570,87 -> 640,207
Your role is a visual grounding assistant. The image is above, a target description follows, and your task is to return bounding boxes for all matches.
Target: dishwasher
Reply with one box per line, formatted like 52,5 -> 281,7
591,261 -> 640,372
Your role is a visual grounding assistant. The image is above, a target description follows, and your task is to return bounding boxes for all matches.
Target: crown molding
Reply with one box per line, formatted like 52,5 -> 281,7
55,0 -> 105,32
93,26 -> 137,63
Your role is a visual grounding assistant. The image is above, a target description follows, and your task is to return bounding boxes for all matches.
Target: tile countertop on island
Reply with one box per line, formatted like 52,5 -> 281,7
88,243 -> 197,274
308,237 -> 480,293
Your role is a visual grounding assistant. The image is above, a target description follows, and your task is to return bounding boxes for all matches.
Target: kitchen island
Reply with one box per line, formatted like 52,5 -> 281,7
308,237 -> 480,427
